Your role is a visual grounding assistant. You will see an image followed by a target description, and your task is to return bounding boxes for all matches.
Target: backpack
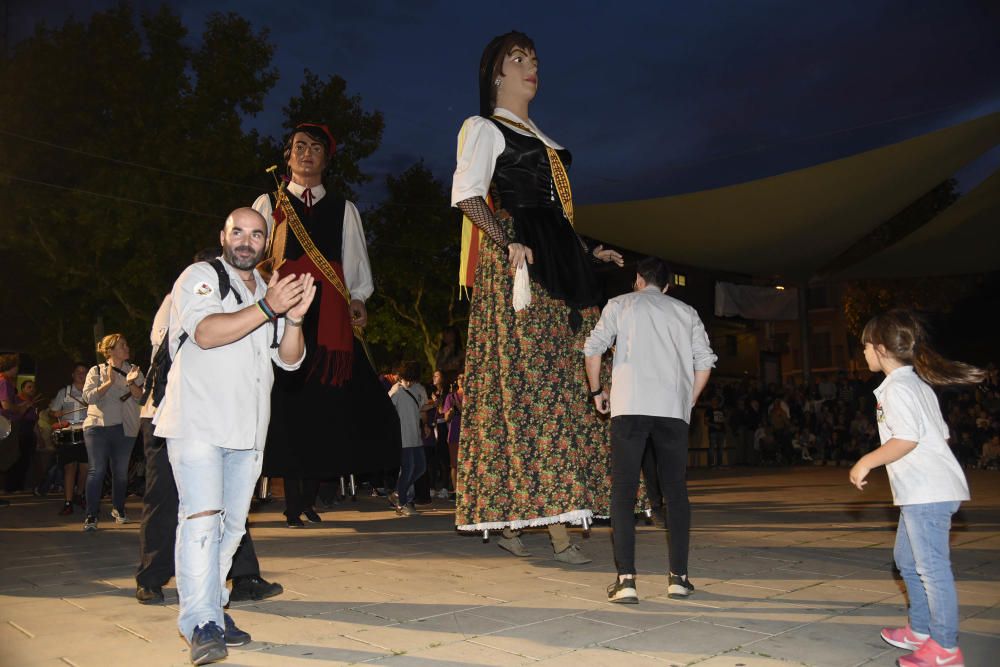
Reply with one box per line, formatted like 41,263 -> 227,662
141,259 -> 243,408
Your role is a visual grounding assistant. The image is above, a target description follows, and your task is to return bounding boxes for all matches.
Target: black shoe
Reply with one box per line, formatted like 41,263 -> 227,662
136,585 -> 164,605
83,514 -> 98,532
223,613 -> 251,647
230,575 -> 283,602
189,621 -> 227,665
302,508 -> 322,523
607,577 -> 638,604
59,501 -> 73,516
285,515 -> 305,528
667,573 -> 695,599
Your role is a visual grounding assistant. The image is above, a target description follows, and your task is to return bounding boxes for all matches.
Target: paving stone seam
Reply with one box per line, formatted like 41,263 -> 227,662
115,623 -> 152,642
465,637 -> 542,661
852,646 -> 898,666
7,620 -> 34,638
461,607 -> 584,631
686,616 -> 778,637
730,648 -> 807,665
583,610 -> 700,633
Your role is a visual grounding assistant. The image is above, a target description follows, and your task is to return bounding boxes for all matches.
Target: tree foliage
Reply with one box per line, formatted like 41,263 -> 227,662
279,70 -> 384,200
0,5 -> 386,381
0,5 -> 277,367
838,179 -> 974,336
841,275 -> 980,336
364,162 -> 467,371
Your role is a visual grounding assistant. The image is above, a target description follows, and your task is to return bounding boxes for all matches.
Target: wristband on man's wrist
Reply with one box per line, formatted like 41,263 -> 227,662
285,315 -> 303,327
589,386 -> 603,398
256,298 -> 276,320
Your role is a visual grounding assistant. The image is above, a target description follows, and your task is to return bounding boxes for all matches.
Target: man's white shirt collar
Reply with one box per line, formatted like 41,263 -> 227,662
287,180 -> 326,203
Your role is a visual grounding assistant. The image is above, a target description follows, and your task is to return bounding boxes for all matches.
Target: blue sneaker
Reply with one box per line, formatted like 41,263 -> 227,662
189,621 -> 227,665
223,613 -> 251,647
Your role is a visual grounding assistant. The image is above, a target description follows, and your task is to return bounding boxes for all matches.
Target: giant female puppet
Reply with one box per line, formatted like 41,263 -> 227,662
451,32 -> 624,562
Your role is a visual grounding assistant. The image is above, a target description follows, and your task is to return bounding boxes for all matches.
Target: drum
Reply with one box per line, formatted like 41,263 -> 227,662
53,424 -> 85,447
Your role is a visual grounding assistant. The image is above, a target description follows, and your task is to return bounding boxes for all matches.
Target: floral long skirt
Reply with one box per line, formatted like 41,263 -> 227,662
455,237 -> 614,531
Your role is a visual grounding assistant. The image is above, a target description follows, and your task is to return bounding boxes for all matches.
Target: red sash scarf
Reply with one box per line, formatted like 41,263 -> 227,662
280,253 -> 354,386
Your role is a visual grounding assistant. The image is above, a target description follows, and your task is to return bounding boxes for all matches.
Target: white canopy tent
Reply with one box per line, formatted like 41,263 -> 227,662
576,112 -> 1000,279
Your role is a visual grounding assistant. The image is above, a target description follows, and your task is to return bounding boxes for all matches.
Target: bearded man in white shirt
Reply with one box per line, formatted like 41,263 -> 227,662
154,207 -> 315,665
584,256 -> 716,605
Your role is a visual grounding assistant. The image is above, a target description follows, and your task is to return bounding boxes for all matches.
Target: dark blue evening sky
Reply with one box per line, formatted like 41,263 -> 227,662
10,0 -> 1000,208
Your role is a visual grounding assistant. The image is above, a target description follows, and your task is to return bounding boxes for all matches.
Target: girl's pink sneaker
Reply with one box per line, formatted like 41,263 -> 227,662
880,624 -> 929,651
897,638 -> 964,667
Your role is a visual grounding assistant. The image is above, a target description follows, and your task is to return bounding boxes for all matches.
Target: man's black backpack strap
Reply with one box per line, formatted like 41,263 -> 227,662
141,259 -> 244,407
207,258 -> 242,305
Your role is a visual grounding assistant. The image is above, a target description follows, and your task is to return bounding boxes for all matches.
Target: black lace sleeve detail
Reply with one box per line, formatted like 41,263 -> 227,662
456,196 -> 511,249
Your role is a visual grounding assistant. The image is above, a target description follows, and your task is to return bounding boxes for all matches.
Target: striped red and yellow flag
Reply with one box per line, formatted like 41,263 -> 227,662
458,194 -> 494,293
457,119 -> 494,294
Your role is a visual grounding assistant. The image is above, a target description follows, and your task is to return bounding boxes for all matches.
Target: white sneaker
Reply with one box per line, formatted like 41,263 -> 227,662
437,488 -> 450,499
111,508 -> 129,524
607,577 -> 638,604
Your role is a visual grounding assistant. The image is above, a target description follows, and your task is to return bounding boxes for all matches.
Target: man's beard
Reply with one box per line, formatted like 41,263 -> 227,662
224,243 -> 262,270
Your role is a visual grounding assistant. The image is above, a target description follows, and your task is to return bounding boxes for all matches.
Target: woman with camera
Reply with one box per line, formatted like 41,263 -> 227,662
81,334 -> 143,531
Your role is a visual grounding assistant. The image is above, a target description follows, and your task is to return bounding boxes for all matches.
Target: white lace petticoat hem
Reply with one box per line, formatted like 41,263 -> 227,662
456,509 -> 594,532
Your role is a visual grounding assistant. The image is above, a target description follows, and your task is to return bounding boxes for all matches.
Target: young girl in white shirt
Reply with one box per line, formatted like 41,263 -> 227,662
849,309 -> 984,667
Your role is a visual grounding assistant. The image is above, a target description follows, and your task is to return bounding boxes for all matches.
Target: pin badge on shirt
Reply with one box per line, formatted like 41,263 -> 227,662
194,282 -> 214,296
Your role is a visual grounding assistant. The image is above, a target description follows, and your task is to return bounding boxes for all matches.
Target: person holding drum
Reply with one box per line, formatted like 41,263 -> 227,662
82,334 -> 144,531
49,362 -> 90,516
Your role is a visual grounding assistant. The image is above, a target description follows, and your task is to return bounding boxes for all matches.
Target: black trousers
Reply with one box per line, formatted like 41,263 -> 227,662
610,415 -> 691,576
641,438 -> 662,508
135,418 -> 260,588
284,476 -> 319,519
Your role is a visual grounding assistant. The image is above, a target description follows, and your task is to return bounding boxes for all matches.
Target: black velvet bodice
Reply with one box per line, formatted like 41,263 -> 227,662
485,118 -> 601,316
269,191 -> 346,263
488,119 -> 572,211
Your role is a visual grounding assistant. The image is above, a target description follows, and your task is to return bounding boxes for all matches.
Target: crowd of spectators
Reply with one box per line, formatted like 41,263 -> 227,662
701,364 -> 1000,470
4,338 -> 997,519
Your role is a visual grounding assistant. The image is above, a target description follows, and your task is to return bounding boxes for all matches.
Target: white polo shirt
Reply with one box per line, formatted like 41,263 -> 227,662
874,365 -> 969,506
583,286 -> 717,421
153,259 -> 304,450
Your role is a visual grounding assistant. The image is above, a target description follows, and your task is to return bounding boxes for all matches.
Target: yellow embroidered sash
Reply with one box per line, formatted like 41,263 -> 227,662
490,115 -> 575,224
263,185 -> 374,365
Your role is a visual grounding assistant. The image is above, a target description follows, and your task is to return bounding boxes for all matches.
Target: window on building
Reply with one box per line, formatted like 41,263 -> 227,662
673,273 -> 686,287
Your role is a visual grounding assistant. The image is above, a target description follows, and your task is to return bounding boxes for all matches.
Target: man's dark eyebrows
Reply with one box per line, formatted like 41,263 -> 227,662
231,224 -> 265,235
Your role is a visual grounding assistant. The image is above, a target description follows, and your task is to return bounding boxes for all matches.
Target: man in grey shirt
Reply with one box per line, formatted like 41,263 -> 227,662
583,256 -> 716,604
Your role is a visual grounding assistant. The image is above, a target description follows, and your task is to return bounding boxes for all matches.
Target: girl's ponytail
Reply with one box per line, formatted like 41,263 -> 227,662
912,340 -> 986,386
861,309 -> 986,387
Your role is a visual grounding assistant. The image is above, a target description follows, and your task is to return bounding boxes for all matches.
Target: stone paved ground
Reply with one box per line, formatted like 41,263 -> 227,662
1,467 -> 997,667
